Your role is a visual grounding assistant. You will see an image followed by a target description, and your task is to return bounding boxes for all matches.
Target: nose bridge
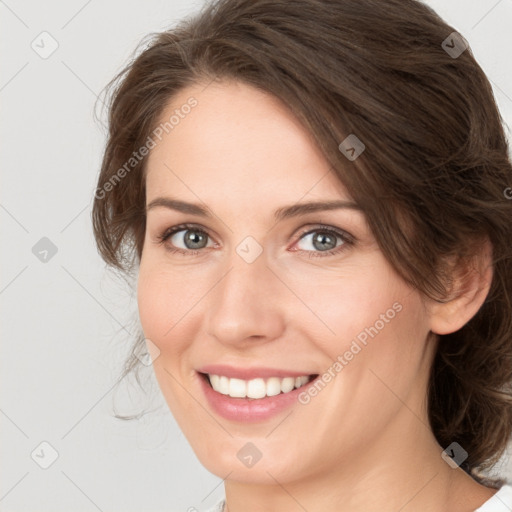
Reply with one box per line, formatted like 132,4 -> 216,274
205,245 -> 285,344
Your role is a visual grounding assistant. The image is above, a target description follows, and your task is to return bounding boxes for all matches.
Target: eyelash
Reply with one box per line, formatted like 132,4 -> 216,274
155,223 -> 354,259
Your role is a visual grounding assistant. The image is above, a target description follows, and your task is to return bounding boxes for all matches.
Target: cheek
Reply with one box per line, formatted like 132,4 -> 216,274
136,265 -> 206,421
297,264 -> 427,413
296,293 -> 428,458
285,260 -> 404,355
136,265 -> 200,355
137,270 -> 166,340
329,291 -> 429,425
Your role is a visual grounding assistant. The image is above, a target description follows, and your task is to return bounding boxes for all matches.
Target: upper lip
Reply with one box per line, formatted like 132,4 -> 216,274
197,364 -> 317,380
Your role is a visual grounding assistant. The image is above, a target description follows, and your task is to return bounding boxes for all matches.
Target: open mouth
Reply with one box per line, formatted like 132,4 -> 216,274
199,372 -> 318,400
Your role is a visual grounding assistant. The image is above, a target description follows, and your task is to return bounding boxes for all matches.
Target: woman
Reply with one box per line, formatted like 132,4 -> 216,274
92,0 -> 512,510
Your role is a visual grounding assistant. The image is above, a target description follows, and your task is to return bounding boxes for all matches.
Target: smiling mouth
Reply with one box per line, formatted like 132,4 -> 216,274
199,372 -> 318,400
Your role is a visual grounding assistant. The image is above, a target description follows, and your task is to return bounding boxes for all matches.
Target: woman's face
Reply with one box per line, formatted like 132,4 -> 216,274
138,80 -> 435,484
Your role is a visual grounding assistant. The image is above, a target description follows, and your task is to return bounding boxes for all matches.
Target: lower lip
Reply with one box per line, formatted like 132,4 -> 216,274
198,373 -> 313,423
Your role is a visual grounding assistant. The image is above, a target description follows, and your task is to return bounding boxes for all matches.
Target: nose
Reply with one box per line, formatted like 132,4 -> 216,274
204,249 -> 286,347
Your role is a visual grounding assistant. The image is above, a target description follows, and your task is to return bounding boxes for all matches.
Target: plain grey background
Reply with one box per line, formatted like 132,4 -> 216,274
1,1 -> 512,511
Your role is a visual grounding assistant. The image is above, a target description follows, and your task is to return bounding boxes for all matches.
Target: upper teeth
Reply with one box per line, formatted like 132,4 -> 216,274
208,374 -> 311,399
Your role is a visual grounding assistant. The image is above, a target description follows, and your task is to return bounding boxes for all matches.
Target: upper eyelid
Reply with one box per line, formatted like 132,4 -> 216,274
295,225 -> 353,244
160,223 -> 212,239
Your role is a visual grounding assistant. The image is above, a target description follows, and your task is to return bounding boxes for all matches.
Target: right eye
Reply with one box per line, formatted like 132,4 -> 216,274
157,223 -> 215,256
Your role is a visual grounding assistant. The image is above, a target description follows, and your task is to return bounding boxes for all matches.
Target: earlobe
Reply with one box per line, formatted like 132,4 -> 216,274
429,238 -> 493,336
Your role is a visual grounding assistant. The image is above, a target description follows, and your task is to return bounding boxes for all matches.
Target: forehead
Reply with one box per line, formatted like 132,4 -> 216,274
145,80 -> 351,205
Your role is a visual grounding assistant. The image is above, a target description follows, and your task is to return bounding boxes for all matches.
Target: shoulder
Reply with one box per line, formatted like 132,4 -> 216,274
474,484 -> 512,511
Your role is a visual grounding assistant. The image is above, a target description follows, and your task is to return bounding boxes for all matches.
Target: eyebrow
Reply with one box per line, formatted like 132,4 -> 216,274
146,197 -> 362,222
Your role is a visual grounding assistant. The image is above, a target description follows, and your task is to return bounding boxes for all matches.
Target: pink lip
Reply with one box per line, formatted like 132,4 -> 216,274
197,364 -> 314,380
196,366 -> 318,423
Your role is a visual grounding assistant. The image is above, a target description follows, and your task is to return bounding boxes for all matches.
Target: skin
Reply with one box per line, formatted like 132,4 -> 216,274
137,79 -> 496,512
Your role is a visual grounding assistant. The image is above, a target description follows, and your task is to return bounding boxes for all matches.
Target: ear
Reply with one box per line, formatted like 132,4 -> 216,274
428,237 -> 493,335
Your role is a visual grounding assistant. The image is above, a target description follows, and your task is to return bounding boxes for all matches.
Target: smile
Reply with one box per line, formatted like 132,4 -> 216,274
196,365 -> 320,421
206,373 -> 314,399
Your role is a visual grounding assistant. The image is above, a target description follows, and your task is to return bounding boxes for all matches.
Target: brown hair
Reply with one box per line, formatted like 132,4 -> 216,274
92,0 -> 512,484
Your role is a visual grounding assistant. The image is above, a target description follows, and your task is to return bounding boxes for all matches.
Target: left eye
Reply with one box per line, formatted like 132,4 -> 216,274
295,228 -> 347,254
